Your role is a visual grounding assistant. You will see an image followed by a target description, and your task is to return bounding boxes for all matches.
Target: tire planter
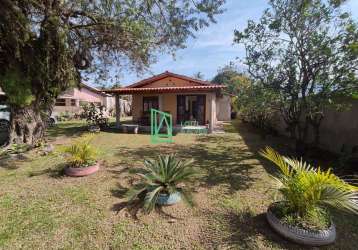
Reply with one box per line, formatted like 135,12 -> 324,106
267,203 -> 336,246
156,192 -> 181,206
65,162 -> 100,177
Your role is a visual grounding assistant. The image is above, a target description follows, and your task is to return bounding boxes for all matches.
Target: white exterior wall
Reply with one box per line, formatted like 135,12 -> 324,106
216,95 -> 231,121
273,100 -> 358,155
54,86 -> 116,115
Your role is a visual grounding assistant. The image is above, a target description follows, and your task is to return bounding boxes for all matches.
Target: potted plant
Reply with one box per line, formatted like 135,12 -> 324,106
63,135 -> 99,177
260,147 -> 358,246
125,154 -> 197,213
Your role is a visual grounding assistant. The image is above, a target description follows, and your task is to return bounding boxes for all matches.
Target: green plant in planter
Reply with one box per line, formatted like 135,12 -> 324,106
260,147 -> 358,230
63,135 -> 97,168
125,154 -> 197,213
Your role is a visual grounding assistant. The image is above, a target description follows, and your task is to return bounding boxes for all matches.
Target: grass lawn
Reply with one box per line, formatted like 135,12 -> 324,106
0,120 -> 358,249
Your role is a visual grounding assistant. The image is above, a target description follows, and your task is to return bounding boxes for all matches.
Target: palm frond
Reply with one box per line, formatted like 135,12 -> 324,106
143,185 -> 163,213
125,184 -> 147,203
319,187 -> 358,214
259,147 -> 292,177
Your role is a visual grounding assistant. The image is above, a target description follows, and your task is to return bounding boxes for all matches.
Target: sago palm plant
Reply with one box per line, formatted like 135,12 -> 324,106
64,135 -> 97,168
126,154 -> 197,213
260,147 -> 358,228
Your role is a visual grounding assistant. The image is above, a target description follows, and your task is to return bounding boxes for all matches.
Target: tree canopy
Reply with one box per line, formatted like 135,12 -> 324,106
235,0 -> 358,153
0,0 -> 225,145
212,65 -> 251,95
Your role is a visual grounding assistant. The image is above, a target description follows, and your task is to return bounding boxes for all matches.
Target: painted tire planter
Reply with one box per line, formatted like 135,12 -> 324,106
65,162 -> 100,177
267,203 -> 336,246
156,192 -> 181,206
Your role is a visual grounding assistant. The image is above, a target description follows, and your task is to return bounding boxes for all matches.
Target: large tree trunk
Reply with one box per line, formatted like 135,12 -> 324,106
9,104 -> 46,146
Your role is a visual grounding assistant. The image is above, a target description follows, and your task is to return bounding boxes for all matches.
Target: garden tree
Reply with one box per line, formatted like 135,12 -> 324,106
212,65 -> 251,95
0,0 -> 225,145
212,65 -> 252,118
236,82 -> 279,136
98,83 -> 122,90
235,0 -> 358,154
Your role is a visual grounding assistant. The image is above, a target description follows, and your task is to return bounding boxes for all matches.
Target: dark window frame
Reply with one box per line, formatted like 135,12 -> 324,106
71,99 -> 77,106
55,98 -> 66,106
143,96 -> 159,113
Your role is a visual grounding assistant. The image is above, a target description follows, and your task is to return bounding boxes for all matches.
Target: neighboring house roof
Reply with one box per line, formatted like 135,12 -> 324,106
59,83 -> 111,98
105,71 -> 224,94
80,83 -> 111,97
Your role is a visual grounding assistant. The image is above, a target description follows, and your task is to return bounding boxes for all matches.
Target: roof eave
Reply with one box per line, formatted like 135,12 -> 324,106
127,71 -> 218,88
104,86 -> 225,95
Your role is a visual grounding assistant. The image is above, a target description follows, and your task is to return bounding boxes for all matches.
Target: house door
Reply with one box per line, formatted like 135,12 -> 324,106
177,95 -> 206,125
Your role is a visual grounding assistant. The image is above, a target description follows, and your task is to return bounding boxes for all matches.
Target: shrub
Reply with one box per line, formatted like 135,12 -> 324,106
237,84 -> 278,135
260,147 -> 358,229
125,154 -> 197,213
81,103 -> 108,128
63,135 -> 97,168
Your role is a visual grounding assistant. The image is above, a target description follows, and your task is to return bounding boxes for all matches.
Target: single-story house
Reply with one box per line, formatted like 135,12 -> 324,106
105,71 -> 231,132
54,83 -> 116,115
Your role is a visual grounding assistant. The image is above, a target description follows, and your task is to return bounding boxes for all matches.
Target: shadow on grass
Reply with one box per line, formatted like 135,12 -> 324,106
221,209 -> 305,249
28,162 -> 66,178
110,138 -> 260,193
46,121 -> 87,140
0,153 -> 32,170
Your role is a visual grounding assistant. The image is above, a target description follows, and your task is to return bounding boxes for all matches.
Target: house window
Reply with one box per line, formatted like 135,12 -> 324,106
71,99 -> 77,106
143,96 -> 159,113
55,98 -> 66,106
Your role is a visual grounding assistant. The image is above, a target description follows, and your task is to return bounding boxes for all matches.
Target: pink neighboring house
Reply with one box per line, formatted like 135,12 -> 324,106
54,83 -> 115,115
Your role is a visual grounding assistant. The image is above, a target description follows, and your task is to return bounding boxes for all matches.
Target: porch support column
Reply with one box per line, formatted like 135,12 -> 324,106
158,95 -> 163,111
115,94 -> 121,128
209,93 -> 216,133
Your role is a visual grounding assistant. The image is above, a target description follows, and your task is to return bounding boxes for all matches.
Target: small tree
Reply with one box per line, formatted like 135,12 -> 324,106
237,83 -> 278,135
235,0 -> 358,154
212,64 -> 251,95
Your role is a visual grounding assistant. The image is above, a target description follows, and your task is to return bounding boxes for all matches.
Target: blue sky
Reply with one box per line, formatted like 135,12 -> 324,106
92,0 -> 358,87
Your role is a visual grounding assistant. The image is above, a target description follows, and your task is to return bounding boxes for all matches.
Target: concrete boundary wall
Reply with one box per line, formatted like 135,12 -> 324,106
274,100 -> 358,154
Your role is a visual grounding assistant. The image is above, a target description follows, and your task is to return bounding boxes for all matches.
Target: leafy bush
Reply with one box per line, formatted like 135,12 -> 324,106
237,83 -> 278,135
63,135 -> 97,168
126,154 -> 197,213
260,147 -> 358,229
81,103 -> 108,128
